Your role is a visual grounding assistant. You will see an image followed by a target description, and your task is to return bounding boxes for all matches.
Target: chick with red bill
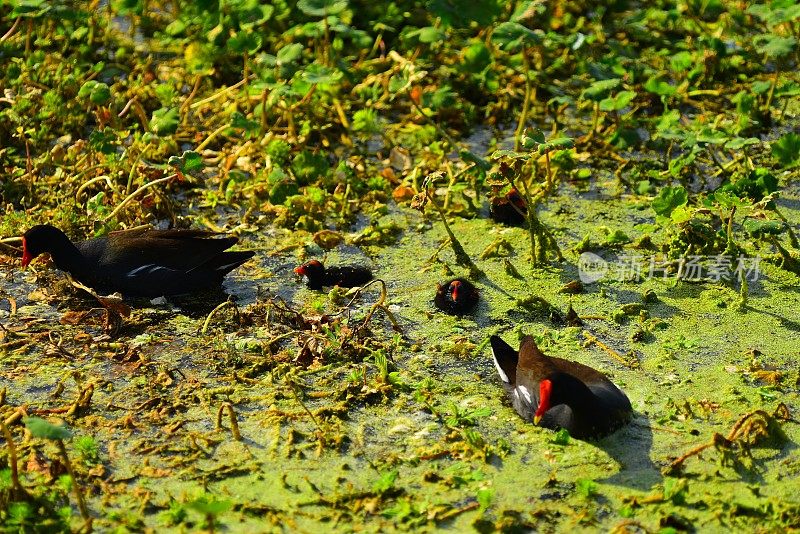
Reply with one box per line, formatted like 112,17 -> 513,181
294,259 -> 373,290
434,277 -> 479,315
489,335 -> 632,439
490,188 -> 527,226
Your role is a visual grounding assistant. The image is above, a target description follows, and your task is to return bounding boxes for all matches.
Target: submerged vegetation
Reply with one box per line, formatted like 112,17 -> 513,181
0,0 -> 799,531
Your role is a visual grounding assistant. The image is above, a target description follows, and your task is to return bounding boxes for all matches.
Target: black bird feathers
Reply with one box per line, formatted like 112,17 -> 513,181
22,224 -> 253,297
434,278 -> 479,315
294,259 -> 373,290
490,335 -> 632,439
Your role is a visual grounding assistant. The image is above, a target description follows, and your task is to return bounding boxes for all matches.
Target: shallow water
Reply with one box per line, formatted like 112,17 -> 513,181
2,172 -> 799,531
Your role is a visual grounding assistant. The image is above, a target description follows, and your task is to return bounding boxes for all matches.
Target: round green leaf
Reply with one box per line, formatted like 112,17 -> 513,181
491,22 -> 543,52
78,81 -> 111,106
743,219 -> 785,237
581,79 -> 621,101
277,43 -> 303,65
297,0 -> 348,17
301,64 -> 337,85
428,0 -> 501,28
227,31 -> 263,55
168,150 -> 204,174
150,107 -> 180,136
652,185 -> 688,218
462,41 -> 492,73
415,26 -> 446,44
599,90 -> 636,112
644,77 -> 676,97
754,34 -> 796,59
187,497 -> 233,516
771,132 -> 800,167
24,416 -> 73,440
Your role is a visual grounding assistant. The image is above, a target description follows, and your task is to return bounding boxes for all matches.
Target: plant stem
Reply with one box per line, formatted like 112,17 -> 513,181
196,124 -> 230,152
544,151 -> 553,190
102,174 -> 176,223
216,403 -> 242,441
772,207 -> 799,249
514,48 -> 533,151
56,439 -> 92,531
724,206 -> 737,257
190,75 -> 254,111
0,419 -> 24,499
289,381 -> 321,431
586,102 -> 600,143
738,270 -> 749,311
425,189 -> 482,276
201,300 -> 237,334
763,70 -> 779,113
242,53 -> 251,112
259,86 -> 270,135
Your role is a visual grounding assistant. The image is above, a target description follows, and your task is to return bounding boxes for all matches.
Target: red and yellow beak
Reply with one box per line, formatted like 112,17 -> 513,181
533,378 -> 552,426
21,238 -> 32,268
451,280 -> 462,301
294,266 -> 306,275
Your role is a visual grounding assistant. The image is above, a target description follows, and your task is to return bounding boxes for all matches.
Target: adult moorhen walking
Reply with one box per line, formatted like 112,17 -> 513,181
434,278 -> 479,315
294,259 -> 373,290
490,335 -> 632,439
21,224 -> 254,297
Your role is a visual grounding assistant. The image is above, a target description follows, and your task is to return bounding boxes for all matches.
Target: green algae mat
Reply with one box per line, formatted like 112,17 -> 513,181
2,1 -> 800,532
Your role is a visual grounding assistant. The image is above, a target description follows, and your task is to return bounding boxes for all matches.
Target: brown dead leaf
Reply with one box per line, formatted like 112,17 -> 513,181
25,450 -> 50,476
97,296 -> 131,318
381,167 -> 398,183
61,310 -> 90,325
751,370 -> 784,385
410,86 -> 422,106
27,289 -> 49,303
139,465 -> 172,478
88,464 -> 106,477
392,185 -> 415,202
313,230 -> 344,250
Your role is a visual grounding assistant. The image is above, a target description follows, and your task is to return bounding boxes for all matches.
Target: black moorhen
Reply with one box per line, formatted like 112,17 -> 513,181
21,224 -> 254,297
294,259 -> 373,290
434,278 -> 479,315
490,188 -> 527,226
489,335 -> 632,439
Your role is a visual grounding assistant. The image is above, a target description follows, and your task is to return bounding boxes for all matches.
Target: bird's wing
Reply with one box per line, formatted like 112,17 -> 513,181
489,335 -> 518,385
549,356 -> 611,384
108,227 -> 220,239
94,232 -> 239,272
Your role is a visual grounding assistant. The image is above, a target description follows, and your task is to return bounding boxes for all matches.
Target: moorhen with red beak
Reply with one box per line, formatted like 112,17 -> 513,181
294,260 -> 373,290
490,335 -> 631,439
490,188 -> 527,226
434,278 -> 479,315
21,224 -> 254,297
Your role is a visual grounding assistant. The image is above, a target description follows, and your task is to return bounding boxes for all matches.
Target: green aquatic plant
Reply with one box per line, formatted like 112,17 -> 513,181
187,494 -> 233,534
491,17 -> 545,151
490,130 -> 572,265
1,1 -> 800,531
22,417 -> 91,531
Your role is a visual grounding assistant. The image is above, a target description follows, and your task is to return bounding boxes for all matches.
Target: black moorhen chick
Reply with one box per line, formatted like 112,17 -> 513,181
490,188 -> 527,226
21,224 -> 254,297
434,278 -> 479,315
490,335 -> 632,439
294,259 -> 373,290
